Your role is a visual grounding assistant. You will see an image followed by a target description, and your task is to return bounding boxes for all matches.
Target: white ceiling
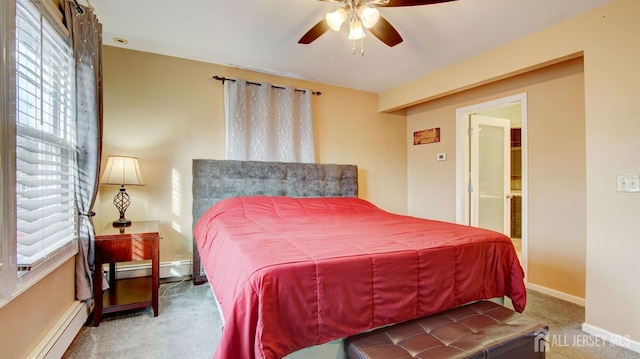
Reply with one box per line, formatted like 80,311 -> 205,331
89,0 -> 612,94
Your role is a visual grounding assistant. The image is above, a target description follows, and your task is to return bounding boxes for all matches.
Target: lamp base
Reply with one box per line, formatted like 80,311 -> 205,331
112,185 -> 132,227
112,218 -> 132,227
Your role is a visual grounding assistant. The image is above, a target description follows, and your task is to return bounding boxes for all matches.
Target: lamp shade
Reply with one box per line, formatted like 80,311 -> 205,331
326,8 -> 347,31
348,20 -> 366,40
358,6 -> 380,29
100,156 -> 145,186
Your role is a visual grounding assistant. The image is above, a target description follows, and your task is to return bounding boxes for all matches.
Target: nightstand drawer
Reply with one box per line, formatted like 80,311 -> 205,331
96,236 -> 156,262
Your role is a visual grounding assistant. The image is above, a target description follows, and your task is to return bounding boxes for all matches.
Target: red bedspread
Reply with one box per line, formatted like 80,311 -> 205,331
194,196 -> 526,359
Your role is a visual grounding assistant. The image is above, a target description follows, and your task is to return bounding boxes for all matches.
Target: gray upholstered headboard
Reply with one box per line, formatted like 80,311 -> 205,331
191,159 -> 358,284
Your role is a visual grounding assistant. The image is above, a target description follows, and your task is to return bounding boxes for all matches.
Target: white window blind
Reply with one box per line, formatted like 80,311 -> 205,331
15,0 -> 77,272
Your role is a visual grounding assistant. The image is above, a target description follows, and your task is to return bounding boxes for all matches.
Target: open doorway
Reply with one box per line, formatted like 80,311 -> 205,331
456,93 -> 528,278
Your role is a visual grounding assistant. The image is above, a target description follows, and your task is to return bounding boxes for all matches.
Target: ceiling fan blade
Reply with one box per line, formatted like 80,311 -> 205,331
381,0 -> 457,7
368,16 -> 403,47
298,20 -> 330,44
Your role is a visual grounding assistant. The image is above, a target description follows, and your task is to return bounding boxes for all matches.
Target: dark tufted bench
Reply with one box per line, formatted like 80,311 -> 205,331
345,301 -> 547,359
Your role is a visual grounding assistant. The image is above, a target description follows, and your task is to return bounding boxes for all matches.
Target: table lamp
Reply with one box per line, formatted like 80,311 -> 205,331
100,155 -> 145,227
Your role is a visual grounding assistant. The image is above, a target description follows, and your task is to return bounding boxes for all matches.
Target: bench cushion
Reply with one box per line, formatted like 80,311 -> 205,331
345,301 -> 546,359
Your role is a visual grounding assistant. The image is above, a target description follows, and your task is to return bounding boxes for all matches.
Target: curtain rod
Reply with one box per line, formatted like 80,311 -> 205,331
72,0 -> 84,14
212,76 -> 321,96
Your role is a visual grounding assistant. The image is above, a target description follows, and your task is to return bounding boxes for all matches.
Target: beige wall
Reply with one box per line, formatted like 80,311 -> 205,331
96,46 -> 408,263
407,58 -> 586,299
385,0 -> 640,345
0,259 -> 75,358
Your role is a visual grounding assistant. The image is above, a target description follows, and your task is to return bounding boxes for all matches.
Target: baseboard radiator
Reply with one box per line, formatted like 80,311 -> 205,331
105,259 -> 192,281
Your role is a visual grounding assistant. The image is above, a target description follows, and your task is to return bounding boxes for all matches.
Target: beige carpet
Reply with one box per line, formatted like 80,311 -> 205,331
63,281 -> 639,359
63,280 -> 221,358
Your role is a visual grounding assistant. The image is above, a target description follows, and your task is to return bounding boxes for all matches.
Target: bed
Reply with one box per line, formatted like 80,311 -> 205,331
192,159 -> 526,359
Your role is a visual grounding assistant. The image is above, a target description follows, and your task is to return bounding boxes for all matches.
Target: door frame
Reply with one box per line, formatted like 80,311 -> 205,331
455,93 -> 528,279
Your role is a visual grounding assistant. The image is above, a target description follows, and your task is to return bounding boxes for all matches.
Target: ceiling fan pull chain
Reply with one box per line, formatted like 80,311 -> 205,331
351,34 -> 365,55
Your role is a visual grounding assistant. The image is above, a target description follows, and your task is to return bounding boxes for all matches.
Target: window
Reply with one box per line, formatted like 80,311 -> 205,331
0,0 -> 78,304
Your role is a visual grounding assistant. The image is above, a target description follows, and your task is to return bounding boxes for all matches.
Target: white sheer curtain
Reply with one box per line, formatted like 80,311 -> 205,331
224,79 -> 315,162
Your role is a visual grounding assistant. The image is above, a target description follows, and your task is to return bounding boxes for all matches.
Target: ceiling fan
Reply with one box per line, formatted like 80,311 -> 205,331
298,0 -> 457,49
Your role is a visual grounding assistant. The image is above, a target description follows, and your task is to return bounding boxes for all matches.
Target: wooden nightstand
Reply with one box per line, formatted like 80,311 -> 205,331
93,221 -> 160,326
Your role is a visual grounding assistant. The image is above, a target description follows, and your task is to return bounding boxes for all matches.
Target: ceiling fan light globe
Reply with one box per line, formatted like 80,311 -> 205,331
326,8 -> 347,31
348,20 -> 366,40
358,5 -> 380,29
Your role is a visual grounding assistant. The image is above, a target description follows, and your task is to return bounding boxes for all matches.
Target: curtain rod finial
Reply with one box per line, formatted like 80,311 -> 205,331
213,75 -> 227,84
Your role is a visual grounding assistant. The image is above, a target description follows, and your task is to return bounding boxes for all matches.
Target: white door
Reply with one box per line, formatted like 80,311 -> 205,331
469,115 -> 511,235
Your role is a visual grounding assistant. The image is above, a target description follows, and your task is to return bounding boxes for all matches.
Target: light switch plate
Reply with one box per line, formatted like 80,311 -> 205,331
437,153 -> 447,161
617,175 -> 640,192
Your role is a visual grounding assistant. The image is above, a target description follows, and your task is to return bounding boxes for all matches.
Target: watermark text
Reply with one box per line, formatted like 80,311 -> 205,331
534,328 -> 632,352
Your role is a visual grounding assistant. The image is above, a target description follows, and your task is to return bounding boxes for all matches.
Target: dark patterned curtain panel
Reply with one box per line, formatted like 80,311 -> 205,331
65,1 -> 103,301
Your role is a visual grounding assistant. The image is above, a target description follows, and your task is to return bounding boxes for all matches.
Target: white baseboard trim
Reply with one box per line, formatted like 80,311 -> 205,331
29,300 -> 92,359
582,322 -> 640,354
106,259 -> 192,280
526,282 -> 585,306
